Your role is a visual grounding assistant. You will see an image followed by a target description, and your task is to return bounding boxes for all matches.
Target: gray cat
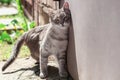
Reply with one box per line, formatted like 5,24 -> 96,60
2,2 -> 71,79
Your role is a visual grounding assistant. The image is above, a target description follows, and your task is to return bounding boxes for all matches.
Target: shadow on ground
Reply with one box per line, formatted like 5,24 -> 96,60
0,58 -> 73,80
3,65 -> 61,80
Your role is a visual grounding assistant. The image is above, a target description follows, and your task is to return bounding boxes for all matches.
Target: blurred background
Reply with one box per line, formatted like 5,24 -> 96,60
0,0 -> 33,61
0,0 -> 62,61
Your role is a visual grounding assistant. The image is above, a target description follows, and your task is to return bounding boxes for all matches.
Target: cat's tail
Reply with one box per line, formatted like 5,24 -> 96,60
2,33 -> 26,71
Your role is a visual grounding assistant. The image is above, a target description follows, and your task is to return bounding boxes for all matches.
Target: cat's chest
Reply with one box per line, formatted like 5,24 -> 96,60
44,37 -> 68,54
41,32 -> 68,48
46,27 -> 68,45
40,26 -> 68,53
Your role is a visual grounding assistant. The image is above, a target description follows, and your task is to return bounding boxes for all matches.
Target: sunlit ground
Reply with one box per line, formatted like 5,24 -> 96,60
0,5 -> 18,16
0,4 -> 17,24
0,42 -> 30,61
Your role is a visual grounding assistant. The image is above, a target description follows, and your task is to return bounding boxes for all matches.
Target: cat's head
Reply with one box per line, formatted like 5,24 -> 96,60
49,2 -> 71,27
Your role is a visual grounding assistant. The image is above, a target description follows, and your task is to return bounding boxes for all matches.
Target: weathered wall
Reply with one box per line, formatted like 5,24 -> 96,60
66,0 -> 120,80
21,0 -> 59,25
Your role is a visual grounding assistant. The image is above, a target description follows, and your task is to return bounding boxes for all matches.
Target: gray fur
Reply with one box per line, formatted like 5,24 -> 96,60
2,3 -> 71,79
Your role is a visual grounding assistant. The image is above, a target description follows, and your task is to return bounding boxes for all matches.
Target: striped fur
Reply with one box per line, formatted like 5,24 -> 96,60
2,2 -> 71,79
2,24 -> 48,71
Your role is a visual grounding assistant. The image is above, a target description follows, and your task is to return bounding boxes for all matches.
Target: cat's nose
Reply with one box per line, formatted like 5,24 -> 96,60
55,18 -> 60,24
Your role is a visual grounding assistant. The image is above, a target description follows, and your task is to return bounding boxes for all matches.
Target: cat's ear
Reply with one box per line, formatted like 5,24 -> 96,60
62,2 -> 70,14
63,2 -> 69,10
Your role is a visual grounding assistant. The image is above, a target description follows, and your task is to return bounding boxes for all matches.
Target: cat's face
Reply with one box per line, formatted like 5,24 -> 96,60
49,2 -> 71,27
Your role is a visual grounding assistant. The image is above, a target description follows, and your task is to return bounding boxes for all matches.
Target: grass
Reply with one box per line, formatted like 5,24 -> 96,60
0,1 -> 32,61
0,42 -> 30,61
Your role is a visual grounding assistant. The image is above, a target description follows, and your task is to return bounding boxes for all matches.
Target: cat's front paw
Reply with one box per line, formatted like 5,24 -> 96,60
59,71 -> 68,78
40,72 -> 48,79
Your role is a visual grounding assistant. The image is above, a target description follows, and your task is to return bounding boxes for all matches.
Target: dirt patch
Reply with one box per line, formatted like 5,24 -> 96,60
0,58 -> 72,80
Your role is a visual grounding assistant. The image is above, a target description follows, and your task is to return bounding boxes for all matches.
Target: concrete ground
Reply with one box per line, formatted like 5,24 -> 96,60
0,58 -> 66,80
0,4 -> 18,16
0,4 -> 18,25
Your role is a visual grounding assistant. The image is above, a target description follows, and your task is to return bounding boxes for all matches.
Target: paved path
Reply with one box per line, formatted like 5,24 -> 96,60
0,18 -> 16,24
0,5 -> 18,16
0,58 -> 63,80
0,4 -> 18,24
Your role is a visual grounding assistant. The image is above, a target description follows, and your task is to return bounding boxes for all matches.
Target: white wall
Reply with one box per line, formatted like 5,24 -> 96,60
66,0 -> 120,80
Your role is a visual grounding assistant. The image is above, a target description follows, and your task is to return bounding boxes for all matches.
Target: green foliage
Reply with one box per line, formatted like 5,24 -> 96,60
16,0 -> 28,31
0,35 -> 2,43
29,21 -> 36,29
1,31 -> 12,43
0,23 -> 6,29
0,21 -> 24,44
0,29 -> 25,44
0,0 -> 12,4
0,0 -> 35,61
0,0 -> 36,44
11,19 -> 19,26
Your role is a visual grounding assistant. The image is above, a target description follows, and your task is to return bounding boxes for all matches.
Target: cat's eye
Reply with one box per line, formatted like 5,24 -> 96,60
64,17 -> 68,21
55,19 -> 60,23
